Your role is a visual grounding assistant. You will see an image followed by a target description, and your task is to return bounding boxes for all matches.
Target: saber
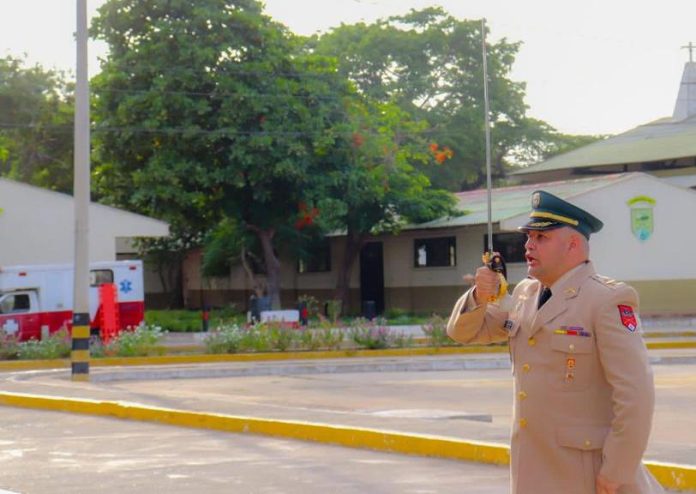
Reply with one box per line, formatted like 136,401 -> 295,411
480,19 -> 507,301
482,18 -> 494,256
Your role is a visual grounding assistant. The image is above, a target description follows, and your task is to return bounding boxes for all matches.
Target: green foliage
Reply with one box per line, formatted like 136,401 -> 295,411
17,329 -> 72,360
101,325 -> 166,357
0,332 -> 20,360
266,323 -> 296,352
297,327 -> 323,351
203,325 -> 244,354
0,56 -> 74,192
324,299 -> 343,323
92,0 -> 353,308
297,294 -> 320,319
422,314 -> 457,348
145,308 -> 243,332
308,7 -> 580,191
348,318 -> 411,350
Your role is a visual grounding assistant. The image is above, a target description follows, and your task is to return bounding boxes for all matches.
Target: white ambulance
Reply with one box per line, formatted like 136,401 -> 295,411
0,260 -> 145,341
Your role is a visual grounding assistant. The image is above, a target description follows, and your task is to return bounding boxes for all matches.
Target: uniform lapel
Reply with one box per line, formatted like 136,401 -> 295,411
528,262 -> 596,337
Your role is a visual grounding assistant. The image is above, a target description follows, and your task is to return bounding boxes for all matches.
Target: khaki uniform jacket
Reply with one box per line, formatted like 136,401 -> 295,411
447,262 -> 663,494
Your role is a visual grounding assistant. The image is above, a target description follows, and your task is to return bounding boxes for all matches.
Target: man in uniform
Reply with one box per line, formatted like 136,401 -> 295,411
447,191 -> 663,494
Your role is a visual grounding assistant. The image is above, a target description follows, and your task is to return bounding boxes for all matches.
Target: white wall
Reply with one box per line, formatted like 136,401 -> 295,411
0,179 -> 168,266
501,174 -> 696,281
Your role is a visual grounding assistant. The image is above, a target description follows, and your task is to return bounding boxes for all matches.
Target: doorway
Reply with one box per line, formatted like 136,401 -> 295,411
359,241 -> 384,316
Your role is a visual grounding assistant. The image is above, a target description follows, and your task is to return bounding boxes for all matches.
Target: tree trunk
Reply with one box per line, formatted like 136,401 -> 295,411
335,229 -> 365,315
254,227 -> 282,310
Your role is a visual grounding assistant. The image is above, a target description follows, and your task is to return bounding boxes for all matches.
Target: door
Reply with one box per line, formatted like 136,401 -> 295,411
359,242 -> 384,316
0,292 -> 40,341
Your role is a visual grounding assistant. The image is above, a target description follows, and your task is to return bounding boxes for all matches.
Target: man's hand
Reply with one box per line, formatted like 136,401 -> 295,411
596,474 -> 620,494
473,265 -> 500,305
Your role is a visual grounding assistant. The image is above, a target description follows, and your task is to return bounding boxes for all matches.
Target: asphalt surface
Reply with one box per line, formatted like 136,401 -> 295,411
0,407 -> 510,494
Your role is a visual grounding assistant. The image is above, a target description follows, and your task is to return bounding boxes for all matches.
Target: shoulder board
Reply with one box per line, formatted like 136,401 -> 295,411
590,274 -> 624,290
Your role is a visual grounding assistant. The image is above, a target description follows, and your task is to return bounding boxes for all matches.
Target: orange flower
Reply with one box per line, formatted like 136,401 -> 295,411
429,143 -> 439,153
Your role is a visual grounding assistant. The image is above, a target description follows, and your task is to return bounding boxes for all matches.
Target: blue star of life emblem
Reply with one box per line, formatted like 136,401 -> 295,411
119,279 -> 133,294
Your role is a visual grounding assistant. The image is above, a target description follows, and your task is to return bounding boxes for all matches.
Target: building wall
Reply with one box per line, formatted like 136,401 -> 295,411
0,179 -> 168,266
182,226 -> 529,315
501,174 -> 696,315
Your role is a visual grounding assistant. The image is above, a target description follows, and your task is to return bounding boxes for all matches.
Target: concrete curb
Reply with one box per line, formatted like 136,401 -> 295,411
0,391 -> 693,492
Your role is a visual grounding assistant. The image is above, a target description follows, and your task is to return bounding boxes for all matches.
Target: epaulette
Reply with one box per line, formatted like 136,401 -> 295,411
590,274 -> 624,290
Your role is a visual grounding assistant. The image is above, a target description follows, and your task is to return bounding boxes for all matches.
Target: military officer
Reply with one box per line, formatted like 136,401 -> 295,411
447,191 -> 663,494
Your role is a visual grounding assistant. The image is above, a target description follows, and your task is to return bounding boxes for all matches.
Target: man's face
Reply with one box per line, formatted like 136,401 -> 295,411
524,228 -> 572,286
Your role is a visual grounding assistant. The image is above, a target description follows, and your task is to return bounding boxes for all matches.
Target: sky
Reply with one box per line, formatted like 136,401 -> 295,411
2,0 -> 695,136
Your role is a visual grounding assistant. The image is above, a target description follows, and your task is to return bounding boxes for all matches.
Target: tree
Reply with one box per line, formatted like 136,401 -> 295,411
0,56 -> 74,192
308,7 -> 582,191
91,0 -> 350,308
317,97 -> 458,312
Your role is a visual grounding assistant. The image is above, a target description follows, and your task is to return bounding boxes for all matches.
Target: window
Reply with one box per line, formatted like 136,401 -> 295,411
414,237 -> 456,268
0,293 -> 31,314
298,241 -> 331,273
90,269 -> 114,287
483,233 -> 527,263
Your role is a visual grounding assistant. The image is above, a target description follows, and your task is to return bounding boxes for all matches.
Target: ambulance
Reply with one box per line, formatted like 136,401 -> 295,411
0,260 -> 145,341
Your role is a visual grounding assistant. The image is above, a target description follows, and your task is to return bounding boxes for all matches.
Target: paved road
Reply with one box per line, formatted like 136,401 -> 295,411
0,355 -> 694,492
0,407 -> 509,494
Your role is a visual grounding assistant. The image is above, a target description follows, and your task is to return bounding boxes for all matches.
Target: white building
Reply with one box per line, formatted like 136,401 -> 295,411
0,178 -> 169,302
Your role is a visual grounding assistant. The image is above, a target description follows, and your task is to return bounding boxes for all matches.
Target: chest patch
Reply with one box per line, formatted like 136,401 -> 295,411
618,305 -> 637,332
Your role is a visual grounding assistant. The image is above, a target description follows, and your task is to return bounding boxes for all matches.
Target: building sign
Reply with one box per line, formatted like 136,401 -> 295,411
627,196 -> 656,242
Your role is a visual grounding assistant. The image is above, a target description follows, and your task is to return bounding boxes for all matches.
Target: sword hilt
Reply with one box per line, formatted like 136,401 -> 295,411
482,251 -> 508,302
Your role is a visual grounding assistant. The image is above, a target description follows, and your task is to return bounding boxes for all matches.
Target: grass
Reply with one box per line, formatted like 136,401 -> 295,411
145,308 -> 245,332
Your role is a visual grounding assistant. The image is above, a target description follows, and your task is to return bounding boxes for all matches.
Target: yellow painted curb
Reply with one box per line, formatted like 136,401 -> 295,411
0,391 -> 693,491
646,341 -> 696,350
0,345 -> 508,372
646,460 -> 696,492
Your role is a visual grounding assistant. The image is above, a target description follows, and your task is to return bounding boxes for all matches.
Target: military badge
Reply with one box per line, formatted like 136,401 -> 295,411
532,192 -> 541,208
618,304 -> 637,331
627,196 -> 656,242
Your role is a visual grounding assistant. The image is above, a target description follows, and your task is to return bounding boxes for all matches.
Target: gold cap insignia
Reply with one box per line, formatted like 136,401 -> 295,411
532,192 -> 541,208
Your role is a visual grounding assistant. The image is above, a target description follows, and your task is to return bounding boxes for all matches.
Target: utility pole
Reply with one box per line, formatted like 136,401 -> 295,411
72,0 -> 90,381
682,42 -> 695,63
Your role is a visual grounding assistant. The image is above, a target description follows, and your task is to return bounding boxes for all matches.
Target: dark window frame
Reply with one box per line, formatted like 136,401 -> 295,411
483,232 -> 527,263
298,241 -> 332,274
414,236 -> 457,268
90,269 -> 114,287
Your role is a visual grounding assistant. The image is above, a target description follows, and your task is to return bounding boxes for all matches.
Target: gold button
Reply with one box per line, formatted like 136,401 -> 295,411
522,363 -> 531,373
519,418 -> 528,428
584,440 -> 591,447
528,337 -> 536,347
569,344 -> 575,352
518,391 -> 527,400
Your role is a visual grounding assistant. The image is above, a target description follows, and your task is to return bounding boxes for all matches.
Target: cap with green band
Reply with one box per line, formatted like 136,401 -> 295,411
519,190 -> 603,239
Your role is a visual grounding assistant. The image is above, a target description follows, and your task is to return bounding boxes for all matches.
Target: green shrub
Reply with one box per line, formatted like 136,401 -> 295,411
297,327 -> 322,351
349,318 -> 393,350
422,315 -> 456,348
104,324 -> 166,357
325,299 -> 342,323
238,325 -> 271,353
17,328 -> 71,360
297,295 -> 320,319
266,323 -> 296,352
145,308 -> 243,333
0,332 -> 20,360
203,325 -> 243,354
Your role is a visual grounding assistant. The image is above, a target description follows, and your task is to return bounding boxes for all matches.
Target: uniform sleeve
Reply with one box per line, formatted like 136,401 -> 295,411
446,287 -> 510,345
594,284 -> 655,484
